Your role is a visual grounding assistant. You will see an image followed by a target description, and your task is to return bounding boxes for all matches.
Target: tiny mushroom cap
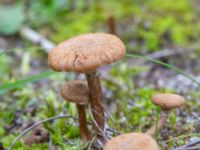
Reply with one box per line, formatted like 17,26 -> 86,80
152,93 -> 185,110
61,80 -> 89,105
104,132 -> 159,150
48,33 -> 126,73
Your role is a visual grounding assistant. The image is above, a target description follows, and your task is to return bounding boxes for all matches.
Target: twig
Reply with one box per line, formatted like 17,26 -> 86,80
20,26 -> 55,52
8,115 -> 74,150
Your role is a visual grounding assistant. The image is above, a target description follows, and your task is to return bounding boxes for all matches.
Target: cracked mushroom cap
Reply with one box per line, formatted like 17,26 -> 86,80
61,80 -> 89,105
152,93 -> 185,110
48,33 -> 126,73
104,132 -> 159,150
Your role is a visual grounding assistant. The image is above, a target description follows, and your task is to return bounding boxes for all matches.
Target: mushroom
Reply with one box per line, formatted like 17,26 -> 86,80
108,15 -> 116,35
104,132 -> 160,150
48,33 -> 126,138
61,80 -> 90,141
146,93 -> 185,136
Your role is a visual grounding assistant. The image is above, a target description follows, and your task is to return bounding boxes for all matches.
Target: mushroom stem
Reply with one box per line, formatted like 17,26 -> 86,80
77,104 -> 90,141
146,110 -> 169,136
108,15 -> 116,35
86,72 -> 105,137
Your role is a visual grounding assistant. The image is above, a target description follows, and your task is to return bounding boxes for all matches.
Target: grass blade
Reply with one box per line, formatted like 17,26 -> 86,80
0,70 -> 56,94
126,54 -> 200,87
1,53 -> 199,94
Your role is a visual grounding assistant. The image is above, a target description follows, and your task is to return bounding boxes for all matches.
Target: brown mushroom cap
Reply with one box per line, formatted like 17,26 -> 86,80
152,93 -> 185,110
61,80 -> 89,105
104,132 -> 159,150
48,33 -> 126,73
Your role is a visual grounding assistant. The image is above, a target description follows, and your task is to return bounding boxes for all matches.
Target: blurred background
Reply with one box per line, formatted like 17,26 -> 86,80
0,0 -> 200,150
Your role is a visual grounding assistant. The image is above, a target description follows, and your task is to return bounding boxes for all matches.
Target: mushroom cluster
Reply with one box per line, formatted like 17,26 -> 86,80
103,93 -> 185,150
48,32 -> 186,149
48,33 -> 126,142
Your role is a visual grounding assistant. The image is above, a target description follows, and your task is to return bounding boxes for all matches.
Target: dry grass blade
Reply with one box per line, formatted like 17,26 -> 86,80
100,102 -> 120,133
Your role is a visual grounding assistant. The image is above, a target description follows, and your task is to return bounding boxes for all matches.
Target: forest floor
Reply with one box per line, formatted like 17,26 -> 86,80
0,0 -> 200,150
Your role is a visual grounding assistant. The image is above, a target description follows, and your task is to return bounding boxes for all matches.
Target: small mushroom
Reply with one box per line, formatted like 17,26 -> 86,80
146,93 -> 185,136
61,80 -> 90,141
48,33 -> 126,138
104,132 -> 159,150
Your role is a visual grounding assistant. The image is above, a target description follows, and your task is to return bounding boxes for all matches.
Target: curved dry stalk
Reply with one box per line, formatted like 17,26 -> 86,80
88,136 -> 96,150
8,115 -> 75,150
100,101 -> 120,133
89,108 -> 108,140
90,107 -> 120,141
98,102 -> 121,139
88,107 -> 114,149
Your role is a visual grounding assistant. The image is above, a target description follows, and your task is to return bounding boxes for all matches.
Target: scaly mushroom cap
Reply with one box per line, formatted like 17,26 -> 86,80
104,132 -> 159,150
61,80 -> 89,105
152,93 -> 185,110
48,33 -> 126,73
